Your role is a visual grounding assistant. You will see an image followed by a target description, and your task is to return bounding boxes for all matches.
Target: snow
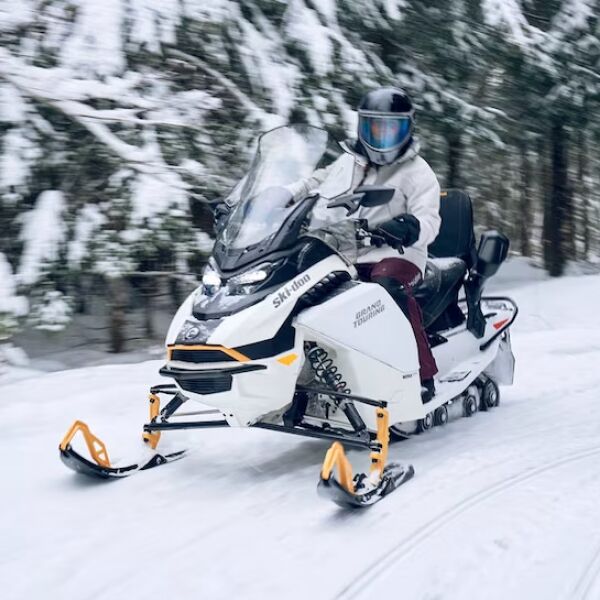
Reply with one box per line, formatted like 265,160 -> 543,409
17,191 -> 66,286
482,0 -> 533,46
59,0 -> 126,78
28,290 -> 72,332
0,1 -> 35,33
0,83 -> 26,123
285,0 -> 334,77
0,253 -> 28,321
129,157 -> 187,223
382,0 -> 406,21
0,41 -> 220,203
552,0 -> 595,35
2,268 -> 600,599
0,128 -> 39,189
237,12 -> 300,118
126,0 -> 181,51
67,205 -> 106,268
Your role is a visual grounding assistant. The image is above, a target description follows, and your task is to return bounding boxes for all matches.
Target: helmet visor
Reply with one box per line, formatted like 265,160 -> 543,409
358,115 -> 411,151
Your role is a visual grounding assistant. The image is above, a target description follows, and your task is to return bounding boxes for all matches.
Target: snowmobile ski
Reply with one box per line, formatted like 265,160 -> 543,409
318,461 -> 415,508
59,445 -> 185,479
59,420 -> 185,479
317,406 -> 415,508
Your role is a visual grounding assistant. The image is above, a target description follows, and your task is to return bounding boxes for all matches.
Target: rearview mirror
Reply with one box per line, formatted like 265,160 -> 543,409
354,186 -> 395,207
326,186 -> 394,215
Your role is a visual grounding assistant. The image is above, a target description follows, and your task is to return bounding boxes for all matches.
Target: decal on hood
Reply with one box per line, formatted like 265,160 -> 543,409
272,274 -> 311,308
354,299 -> 385,328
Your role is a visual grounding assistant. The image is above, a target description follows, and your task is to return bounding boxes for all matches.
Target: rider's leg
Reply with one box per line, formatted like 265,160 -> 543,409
366,258 -> 438,399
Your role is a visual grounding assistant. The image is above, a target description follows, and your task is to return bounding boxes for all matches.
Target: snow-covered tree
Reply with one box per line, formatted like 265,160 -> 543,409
0,0 -> 599,353
482,0 -> 600,273
0,252 -> 27,339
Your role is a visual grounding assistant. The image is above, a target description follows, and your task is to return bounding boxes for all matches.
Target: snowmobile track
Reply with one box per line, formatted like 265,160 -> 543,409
336,445 -> 600,599
571,538 -> 600,600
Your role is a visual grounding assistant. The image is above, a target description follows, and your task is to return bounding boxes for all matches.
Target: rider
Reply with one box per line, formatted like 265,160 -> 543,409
288,87 -> 441,402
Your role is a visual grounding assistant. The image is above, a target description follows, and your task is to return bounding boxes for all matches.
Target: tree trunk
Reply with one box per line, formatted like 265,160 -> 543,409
543,120 -> 570,277
518,138 -> 532,257
169,278 -> 182,313
446,127 -> 463,189
577,129 -> 590,259
540,137 -> 552,269
142,280 -> 155,339
495,156 -> 511,239
108,276 -> 127,353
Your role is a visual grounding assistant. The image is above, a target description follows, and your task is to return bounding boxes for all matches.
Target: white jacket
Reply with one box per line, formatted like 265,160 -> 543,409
293,140 -> 442,275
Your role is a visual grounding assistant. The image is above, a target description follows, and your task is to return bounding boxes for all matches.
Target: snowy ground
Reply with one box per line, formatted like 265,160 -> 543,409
3,264 -> 600,600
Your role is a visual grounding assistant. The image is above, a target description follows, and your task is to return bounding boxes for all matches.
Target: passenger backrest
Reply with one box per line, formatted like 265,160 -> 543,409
429,189 -> 477,270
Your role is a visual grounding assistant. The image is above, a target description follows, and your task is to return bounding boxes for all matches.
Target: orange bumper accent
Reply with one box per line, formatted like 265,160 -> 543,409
277,353 -> 298,366
166,344 -> 250,363
59,421 -> 111,468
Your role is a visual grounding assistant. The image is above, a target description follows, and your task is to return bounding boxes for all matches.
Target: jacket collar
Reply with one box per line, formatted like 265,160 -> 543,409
339,137 -> 421,168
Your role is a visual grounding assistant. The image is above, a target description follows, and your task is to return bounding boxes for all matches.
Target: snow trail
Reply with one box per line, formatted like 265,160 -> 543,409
3,270 -> 600,600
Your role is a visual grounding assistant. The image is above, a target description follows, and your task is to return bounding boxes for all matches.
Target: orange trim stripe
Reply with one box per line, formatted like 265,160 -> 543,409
166,344 -> 250,363
277,353 -> 298,366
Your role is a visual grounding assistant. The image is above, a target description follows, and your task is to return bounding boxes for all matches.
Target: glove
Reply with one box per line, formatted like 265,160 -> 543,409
375,214 -> 421,249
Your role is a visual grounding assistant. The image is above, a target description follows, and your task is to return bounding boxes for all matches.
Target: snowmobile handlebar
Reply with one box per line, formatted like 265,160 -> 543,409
355,220 -> 405,254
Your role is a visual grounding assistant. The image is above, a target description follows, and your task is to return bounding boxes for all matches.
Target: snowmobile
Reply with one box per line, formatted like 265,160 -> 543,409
59,125 -> 517,508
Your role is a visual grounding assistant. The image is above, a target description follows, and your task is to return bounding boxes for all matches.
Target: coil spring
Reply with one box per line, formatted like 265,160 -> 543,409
307,346 -> 351,402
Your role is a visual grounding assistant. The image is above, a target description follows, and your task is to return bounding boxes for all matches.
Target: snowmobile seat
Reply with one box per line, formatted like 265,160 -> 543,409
415,189 -> 476,331
415,257 -> 466,329
429,189 -> 477,270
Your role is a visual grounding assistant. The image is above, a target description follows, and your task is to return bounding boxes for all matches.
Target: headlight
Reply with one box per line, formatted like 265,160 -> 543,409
228,266 -> 271,286
226,263 -> 275,295
201,264 -> 222,295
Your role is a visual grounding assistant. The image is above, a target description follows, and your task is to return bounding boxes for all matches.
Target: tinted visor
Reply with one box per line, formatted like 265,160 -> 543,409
358,115 -> 411,151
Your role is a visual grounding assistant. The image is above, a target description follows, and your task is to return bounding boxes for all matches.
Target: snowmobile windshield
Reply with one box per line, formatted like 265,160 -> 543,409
219,125 -> 355,253
304,152 -> 363,263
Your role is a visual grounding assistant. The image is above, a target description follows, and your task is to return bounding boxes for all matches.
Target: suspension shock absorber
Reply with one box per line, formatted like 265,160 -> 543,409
307,346 -> 350,396
306,346 -> 365,432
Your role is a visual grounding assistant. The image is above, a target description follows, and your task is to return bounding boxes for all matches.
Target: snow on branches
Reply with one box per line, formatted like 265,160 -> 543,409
17,191 -> 66,286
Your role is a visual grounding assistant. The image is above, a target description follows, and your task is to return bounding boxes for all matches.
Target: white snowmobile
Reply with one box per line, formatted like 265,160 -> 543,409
59,125 -> 517,508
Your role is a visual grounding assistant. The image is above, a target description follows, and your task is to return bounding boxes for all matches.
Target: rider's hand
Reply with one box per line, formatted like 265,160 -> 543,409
375,214 -> 421,249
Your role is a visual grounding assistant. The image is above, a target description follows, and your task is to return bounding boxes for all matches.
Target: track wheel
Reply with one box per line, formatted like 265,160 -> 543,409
480,379 -> 500,411
417,412 -> 434,433
463,391 -> 479,417
434,405 -> 449,426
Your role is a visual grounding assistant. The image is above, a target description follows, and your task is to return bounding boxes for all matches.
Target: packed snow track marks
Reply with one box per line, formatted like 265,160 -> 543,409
571,540 -> 600,600
337,446 -> 600,599
3,271 -> 600,600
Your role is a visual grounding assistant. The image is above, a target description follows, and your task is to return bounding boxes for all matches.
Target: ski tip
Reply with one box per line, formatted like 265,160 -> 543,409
59,445 -> 136,479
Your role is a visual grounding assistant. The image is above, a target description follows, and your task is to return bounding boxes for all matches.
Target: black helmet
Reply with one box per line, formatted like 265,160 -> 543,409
357,87 -> 415,166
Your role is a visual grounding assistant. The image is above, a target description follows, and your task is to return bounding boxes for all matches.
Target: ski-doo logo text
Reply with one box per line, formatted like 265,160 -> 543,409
272,274 -> 311,308
354,300 -> 385,328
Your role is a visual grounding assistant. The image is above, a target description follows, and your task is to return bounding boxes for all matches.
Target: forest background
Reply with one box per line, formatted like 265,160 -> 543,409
0,0 -> 598,358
